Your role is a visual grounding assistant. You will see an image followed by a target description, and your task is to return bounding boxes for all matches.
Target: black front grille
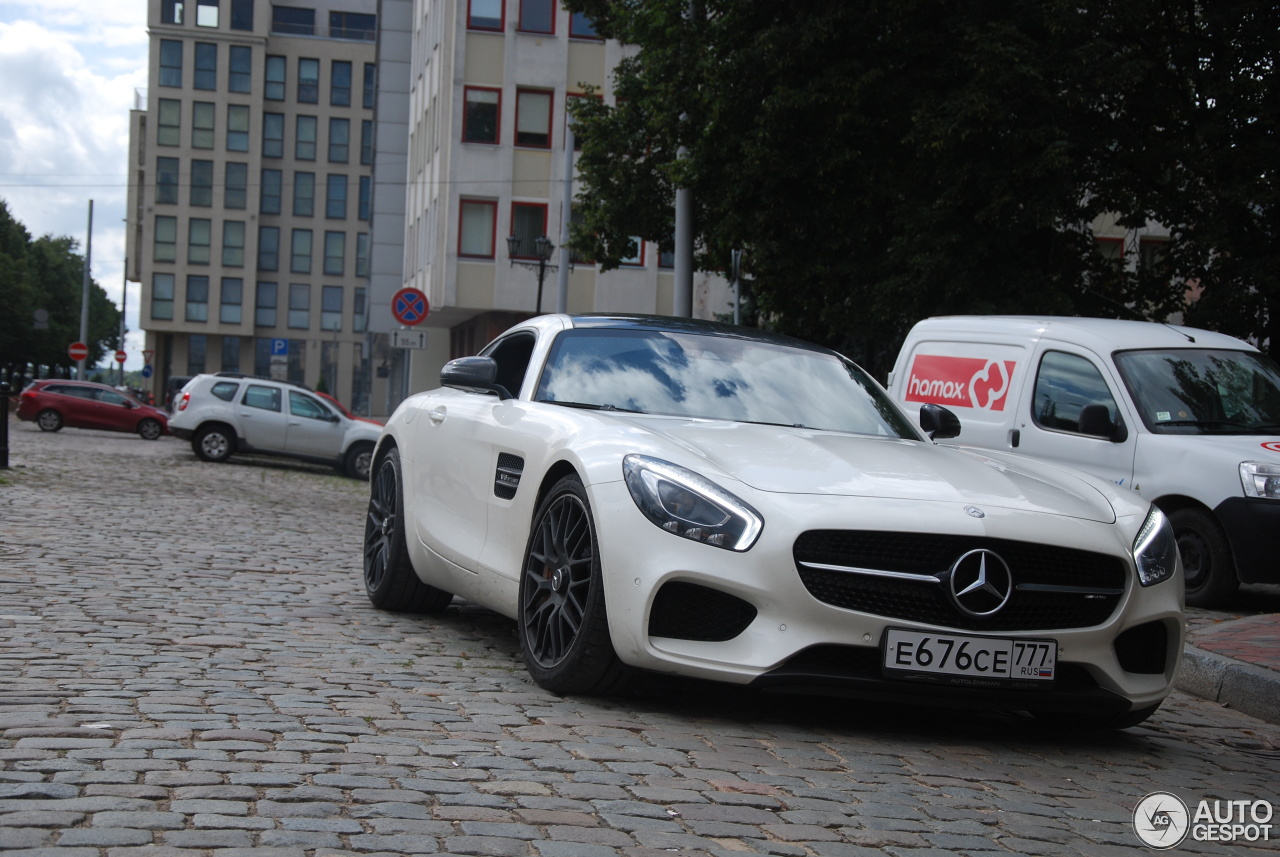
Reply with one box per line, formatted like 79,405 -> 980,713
648,581 -> 757,642
794,530 -> 1127,632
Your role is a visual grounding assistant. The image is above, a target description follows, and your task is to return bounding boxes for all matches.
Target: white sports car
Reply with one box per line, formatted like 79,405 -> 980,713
363,314 -> 1184,728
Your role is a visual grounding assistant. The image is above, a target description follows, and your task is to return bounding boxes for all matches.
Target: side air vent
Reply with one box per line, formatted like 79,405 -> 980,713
494,453 -> 524,499
648,581 -> 757,642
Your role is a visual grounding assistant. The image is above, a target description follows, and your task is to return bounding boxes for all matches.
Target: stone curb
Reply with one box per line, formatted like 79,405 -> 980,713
1176,644 -> 1280,726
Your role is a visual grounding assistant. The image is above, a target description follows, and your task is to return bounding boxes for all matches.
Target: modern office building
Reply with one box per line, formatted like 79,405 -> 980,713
126,0 -> 383,412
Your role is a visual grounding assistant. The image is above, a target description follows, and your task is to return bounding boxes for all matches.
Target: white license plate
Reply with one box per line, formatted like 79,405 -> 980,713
883,628 -> 1057,683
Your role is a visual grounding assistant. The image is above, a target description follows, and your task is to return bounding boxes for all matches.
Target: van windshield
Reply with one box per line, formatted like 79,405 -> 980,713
1113,348 -> 1280,434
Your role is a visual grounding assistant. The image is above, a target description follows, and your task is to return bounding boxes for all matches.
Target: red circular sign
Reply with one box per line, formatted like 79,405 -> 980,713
115,350 -> 127,364
391,288 -> 429,326
68,342 -> 89,361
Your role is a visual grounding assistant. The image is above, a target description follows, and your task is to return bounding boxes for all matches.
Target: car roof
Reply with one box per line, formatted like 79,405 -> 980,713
565,313 -> 836,355
915,315 -> 1257,353
201,372 -> 316,393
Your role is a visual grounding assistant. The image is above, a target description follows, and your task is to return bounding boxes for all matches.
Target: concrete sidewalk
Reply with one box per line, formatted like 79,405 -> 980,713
1179,592 -> 1280,725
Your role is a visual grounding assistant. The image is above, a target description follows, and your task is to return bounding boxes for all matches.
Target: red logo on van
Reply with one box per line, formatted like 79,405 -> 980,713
905,355 -> 1017,411
1263,442 -> 1280,453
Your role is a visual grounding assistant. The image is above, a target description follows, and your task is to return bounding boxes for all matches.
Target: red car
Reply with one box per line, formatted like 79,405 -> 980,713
17,379 -> 169,440
316,391 -> 383,425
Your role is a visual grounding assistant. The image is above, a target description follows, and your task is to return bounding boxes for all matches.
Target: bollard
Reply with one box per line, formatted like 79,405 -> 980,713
0,381 -> 9,469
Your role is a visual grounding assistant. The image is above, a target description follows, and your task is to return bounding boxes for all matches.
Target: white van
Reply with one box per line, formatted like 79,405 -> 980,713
887,316 -> 1280,607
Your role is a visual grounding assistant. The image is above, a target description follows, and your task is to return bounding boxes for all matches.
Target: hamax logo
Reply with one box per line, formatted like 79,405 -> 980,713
1263,441 -> 1280,453
905,355 -> 1018,411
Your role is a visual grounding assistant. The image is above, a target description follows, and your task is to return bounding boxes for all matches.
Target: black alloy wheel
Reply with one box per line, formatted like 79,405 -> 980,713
362,448 -> 452,612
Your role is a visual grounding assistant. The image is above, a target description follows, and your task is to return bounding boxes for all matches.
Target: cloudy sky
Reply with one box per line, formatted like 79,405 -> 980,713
0,0 -> 149,369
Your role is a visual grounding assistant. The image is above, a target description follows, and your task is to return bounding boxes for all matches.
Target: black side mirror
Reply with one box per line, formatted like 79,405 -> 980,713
441,356 -> 513,400
1078,403 -> 1127,442
919,403 -> 961,440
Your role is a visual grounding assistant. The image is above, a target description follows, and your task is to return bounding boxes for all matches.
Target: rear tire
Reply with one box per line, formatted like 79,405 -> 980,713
363,448 -> 453,612
344,442 -> 374,481
36,409 -> 62,432
1170,507 -> 1238,608
193,425 -> 234,463
137,418 -> 163,441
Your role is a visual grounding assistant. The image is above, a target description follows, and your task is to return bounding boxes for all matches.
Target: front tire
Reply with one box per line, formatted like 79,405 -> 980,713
1170,507 -> 1238,608
363,448 -> 452,612
36,409 -> 62,432
193,425 -> 234,462
344,442 -> 374,481
137,418 -> 163,441
519,475 -> 626,695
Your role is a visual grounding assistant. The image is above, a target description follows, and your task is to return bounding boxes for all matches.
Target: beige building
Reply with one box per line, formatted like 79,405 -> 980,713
127,0 -> 384,413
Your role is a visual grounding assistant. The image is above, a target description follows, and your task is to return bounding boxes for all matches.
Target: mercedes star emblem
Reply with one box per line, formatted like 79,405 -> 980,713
947,549 -> 1013,617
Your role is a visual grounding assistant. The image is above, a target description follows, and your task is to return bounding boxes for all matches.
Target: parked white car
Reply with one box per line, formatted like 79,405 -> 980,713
888,315 -> 1280,607
169,373 -> 380,480
363,314 -> 1183,728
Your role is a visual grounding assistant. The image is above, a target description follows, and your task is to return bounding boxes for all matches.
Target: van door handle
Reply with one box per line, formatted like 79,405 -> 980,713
427,407 -> 446,425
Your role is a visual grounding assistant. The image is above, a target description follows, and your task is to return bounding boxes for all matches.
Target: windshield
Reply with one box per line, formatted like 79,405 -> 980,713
535,328 -> 919,439
1113,348 -> 1280,434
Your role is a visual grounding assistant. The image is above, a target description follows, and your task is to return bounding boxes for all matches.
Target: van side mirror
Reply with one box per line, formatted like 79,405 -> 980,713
441,356 -> 513,400
919,403 -> 961,440
1078,403 -> 1128,442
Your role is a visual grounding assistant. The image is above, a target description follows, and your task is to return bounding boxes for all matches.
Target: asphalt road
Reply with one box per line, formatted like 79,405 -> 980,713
1,423 -> 1277,856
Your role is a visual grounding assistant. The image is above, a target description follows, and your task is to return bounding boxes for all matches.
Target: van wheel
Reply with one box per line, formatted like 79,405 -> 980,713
1170,507 -> 1238,609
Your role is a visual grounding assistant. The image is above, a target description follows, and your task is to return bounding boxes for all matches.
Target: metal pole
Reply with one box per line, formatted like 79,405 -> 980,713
556,124 -> 574,314
671,0 -> 696,318
536,256 -> 546,314
119,259 -> 128,386
0,382 -> 10,470
731,249 -> 742,326
78,200 -> 94,379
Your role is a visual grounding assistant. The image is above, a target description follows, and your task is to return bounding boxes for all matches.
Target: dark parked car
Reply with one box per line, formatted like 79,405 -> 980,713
16,379 -> 169,440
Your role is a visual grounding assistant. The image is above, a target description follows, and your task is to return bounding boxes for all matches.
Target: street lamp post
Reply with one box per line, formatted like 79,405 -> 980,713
507,233 -> 556,314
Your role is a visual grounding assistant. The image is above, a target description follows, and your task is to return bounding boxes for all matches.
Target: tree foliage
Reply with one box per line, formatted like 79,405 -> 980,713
564,0 -> 1279,369
0,199 -> 121,382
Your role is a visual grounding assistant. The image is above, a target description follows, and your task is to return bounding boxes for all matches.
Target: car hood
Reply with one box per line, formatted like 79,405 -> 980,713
613,417 -> 1117,523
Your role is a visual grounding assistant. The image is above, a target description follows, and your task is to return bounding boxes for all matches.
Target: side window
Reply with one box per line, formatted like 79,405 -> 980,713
289,390 -> 332,420
211,381 -> 240,401
242,384 -> 282,412
1032,351 -> 1120,436
99,390 -> 129,406
482,332 -> 536,398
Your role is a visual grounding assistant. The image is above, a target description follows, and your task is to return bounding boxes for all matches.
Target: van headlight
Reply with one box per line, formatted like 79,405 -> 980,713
1240,461 -> 1280,499
1133,506 -> 1178,587
623,455 -> 763,551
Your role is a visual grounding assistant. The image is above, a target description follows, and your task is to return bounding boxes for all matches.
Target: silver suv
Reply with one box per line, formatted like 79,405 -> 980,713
168,373 -> 380,480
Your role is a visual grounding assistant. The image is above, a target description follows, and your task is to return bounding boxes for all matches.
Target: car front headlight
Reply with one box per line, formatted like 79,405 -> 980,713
1240,461 -> 1280,499
1133,506 -> 1178,587
623,454 -> 763,551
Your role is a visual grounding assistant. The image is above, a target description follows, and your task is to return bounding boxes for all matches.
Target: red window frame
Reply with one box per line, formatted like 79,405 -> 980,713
515,87 -> 554,149
462,86 -> 502,144
569,11 -> 601,40
458,198 -> 498,259
509,202 -> 549,259
467,0 -> 504,32
517,0 -> 555,34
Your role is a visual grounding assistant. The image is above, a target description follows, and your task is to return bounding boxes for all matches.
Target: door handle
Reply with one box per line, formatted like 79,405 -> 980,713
427,407 -> 446,425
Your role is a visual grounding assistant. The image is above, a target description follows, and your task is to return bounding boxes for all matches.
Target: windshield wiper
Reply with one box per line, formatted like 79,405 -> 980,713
1157,419 -> 1280,433
537,400 -> 643,414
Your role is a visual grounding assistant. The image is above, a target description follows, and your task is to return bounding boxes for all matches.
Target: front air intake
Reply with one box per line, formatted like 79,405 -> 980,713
648,581 -> 756,642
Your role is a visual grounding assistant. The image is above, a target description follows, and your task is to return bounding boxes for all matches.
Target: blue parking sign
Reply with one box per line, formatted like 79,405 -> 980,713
271,338 -> 288,356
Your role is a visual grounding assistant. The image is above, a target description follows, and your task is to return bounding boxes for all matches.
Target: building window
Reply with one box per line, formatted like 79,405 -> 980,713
321,285 -> 343,331
328,117 -> 349,162
230,0 -> 253,30
157,99 -> 181,146
330,11 -> 375,40
290,229 -> 312,273
265,55 -> 285,100
570,12 -> 599,38
272,5 -> 314,35
1140,238 -> 1169,273
156,157 -> 179,204
161,0 -> 184,25
188,334 -> 207,375
463,86 -> 500,144
330,60 -> 352,106
518,0 -> 554,34
459,199 -> 497,258
362,62 -> 376,108
353,287 -> 367,332
186,275 -> 210,321
194,42 -> 217,90
152,273 -> 175,320
155,216 -> 177,262
298,57 -> 319,103
510,203 -> 548,258
324,230 -> 345,275
222,220 -> 246,266
225,162 -> 248,209
260,168 -> 281,214
190,159 -> 213,206
189,218 -> 212,264
262,112 -> 283,158
293,171 -> 315,217
325,174 -> 347,219
358,175 -> 371,221
467,0 -> 502,31
288,282 -> 310,328
221,334 -> 241,371
159,40 -> 183,87
220,278 -> 243,323
258,225 -> 279,270
355,232 -> 369,277
658,247 -> 675,268
296,115 -> 317,160
516,88 -> 552,148
228,45 -> 251,92
192,101 -> 215,149
255,281 -> 277,326
569,207 -> 593,265
360,119 -> 373,164
196,0 -> 219,27
226,104 -> 250,151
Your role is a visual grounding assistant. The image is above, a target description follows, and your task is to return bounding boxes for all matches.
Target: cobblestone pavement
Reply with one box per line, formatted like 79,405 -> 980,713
1,423 -> 1279,857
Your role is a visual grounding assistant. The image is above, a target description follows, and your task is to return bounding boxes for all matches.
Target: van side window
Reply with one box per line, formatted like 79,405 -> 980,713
1032,351 -> 1120,436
